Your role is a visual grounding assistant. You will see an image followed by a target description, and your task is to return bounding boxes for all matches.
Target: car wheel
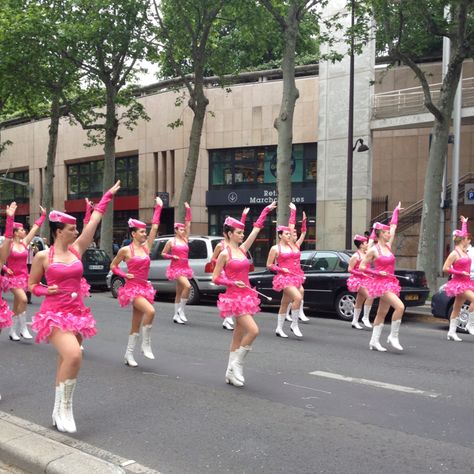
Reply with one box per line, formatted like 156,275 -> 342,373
187,280 -> 200,305
335,291 -> 356,321
111,277 -> 124,299
449,301 -> 471,332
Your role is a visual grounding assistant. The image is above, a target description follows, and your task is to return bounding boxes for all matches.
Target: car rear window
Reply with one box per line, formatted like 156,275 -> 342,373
309,252 -> 340,272
151,240 -> 167,260
83,249 -> 110,265
188,239 -> 208,259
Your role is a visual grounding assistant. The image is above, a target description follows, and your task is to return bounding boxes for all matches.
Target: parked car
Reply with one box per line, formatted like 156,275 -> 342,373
249,250 -> 430,320
106,235 -> 254,304
431,287 -> 473,332
82,248 -> 111,289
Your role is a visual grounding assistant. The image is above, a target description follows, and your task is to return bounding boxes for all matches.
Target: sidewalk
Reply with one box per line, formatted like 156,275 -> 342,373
0,412 -> 159,474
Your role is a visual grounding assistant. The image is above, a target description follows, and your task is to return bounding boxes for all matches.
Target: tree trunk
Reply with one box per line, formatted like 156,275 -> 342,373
100,87 -> 118,257
41,91 -> 61,240
176,78 -> 209,222
275,7 -> 299,226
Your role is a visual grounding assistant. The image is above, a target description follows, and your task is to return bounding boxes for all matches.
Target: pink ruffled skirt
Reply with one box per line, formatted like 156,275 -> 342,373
118,281 -> 156,307
367,276 -> 400,298
217,288 -> 261,318
272,273 -> 305,291
3,275 -> 28,291
166,265 -> 194,280
347,275 -> 371,293
32,306 -> 96,343
0,298 -> 14,329
445,277 -> 474,297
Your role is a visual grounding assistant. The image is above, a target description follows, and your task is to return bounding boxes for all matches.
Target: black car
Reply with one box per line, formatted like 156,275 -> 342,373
249,250 -> 430,320
431,283 -> 471,331
82,248 -> 111,289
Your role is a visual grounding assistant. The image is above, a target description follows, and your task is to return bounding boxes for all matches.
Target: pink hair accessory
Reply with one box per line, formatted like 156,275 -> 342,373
34,212 -> 46,227
128,218 -> 146,229
277,225 -> 291,232
13,222 -> 24,229
353,234 -> 368,242
49,210 -> 76,225
454,217 -> 469,237
373,222 -> 390,232
224,216 -> 245,230
174,222 -> 185,230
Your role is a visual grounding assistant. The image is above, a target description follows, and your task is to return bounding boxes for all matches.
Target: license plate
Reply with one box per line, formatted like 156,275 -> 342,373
89,265 -> 104,270
405,294 -> 419,301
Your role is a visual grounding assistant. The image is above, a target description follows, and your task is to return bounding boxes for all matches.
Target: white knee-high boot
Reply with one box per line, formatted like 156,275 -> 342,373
225,351 -> 243,386
178,298 -> 188,322
447,318 -> 462,342
465,312 -> 474,336
124,333 -> 139,366
299,301 -> 310,322
351,307 -> 363,330
290,309 -> 303,338
231,346 -> 251,384
141,325 -> 155,359
275,313 -> 288,338
369,324 -> 387,351
285,303 -> 292,322
387,319 -> 403,350
222,317 -> 234,330
55,379 -> 77,433
18,312 -> 32,339
362,305 -> 373,328
8,317 -> 20,341
52,385 -> 62,426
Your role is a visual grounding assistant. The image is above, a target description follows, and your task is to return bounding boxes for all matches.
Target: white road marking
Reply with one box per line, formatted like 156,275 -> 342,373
309,370 -> 441,398
283,381 -> 332,395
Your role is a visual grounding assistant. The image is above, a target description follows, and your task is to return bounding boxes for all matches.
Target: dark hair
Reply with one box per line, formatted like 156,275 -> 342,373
223,223 -> 237,239
375,229 -> 384,238
129,227 -> 139,237
49,221 -> 66,243
353,239 -> 365,249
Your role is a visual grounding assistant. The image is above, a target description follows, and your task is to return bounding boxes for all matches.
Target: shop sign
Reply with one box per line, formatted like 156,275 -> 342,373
465,183 -> 474,205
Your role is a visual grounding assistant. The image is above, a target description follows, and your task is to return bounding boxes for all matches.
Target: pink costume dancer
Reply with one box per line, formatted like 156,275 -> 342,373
442,216 -> 474,341
360,202 -> 405,353
347,234 -> 374,330
0,203 -> 17,332
4,209 -> 46,341
28,182 -> 119,434
268,225 -> 305,339
162,203 -> 193,324
212,202 -> 276,387
110,197 -> 161,366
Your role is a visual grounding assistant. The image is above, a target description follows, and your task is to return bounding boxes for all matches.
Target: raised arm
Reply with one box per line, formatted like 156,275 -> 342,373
24,206 -> 46,246
83,198 -> 93,225
184,202 -> 191,238
241,201 -> 277,253
73,181 -> 120,255
288,203 -> 296,232
241,208 -> 250,225
388,202 -> 402,247
147,196 -> 163,250
0,202 -> 17,265
296,211 -> 307,247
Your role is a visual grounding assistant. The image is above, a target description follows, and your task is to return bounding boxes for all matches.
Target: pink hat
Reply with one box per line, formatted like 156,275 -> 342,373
453,229 -> 469,238
224,216 -> 245,230
373,222 -> 390,231
174,222 -> 185,230
353,234 -> 368,242
128,218 -> 146,229
277,225 -> 291,232
49,210 -> 76,225
13,222 -> 24,229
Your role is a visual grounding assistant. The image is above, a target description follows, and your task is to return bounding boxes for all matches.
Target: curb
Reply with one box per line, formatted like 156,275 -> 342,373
0,412 -> 160,474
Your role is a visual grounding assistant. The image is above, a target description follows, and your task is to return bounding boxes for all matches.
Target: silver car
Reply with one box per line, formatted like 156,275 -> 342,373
106,235 -> 254,304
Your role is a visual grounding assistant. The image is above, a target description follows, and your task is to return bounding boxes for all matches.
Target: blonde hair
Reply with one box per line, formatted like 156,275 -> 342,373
453,234 -> 471,245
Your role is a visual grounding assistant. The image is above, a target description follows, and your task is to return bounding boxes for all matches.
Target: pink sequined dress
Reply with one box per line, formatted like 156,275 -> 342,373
117,244 -> 156,307
346,250 -> 371,293
32,246 -> 96,343
445,249 -> 474,297
0,275 -> 14,329
166,238 -> 194,280
367,244 -> 400,298
272,243 -> 305,291
217,246 -> 260,319
4,242 -> 28,290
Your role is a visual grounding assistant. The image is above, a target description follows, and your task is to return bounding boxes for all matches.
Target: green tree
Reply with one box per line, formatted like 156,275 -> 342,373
367,0 -> 473,292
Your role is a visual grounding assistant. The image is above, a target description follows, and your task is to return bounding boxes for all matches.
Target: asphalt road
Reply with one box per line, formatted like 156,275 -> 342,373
1,292 -> 474,474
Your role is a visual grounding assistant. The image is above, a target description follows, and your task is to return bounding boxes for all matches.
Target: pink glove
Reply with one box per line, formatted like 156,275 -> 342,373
461,218 -> 468,235
253,204 -> 273,229
2,265 -> 11,274
364,268 -> 381,277
350,268 -> 366,278
390,204 -> 400,226
241,209 -> 248,225
185,207 -> 192,223
214,272 -> 236,287
112,266 -> 128,278
162,253 -> 173,260
84,201 -> 93,225
448,268 -> 467,276
94,191 -> 113,215
4,213 -> 14,238
289,207 -> 296,226
301,217 -> 307,233
32,284 -> 49,297
152,203 -> 163,225
268,264 -> 282,273
34,212 -> 46,227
